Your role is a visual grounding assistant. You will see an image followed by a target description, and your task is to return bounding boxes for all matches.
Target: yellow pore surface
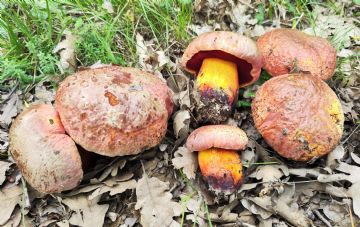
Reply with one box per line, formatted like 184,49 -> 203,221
198,148 -> 243,188
196,58 -> 239,102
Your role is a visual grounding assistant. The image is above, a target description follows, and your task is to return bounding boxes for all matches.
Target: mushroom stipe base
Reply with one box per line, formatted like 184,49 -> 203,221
193,88 -> 234,124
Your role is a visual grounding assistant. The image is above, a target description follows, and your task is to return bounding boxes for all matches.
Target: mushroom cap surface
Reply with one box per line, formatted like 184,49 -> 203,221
55,66 -> 173,157
9,104 -> 83,193
252,74 -> 344,161
181,31 -> 262,87
257,28 -> 336,80
186,125 -> 248,152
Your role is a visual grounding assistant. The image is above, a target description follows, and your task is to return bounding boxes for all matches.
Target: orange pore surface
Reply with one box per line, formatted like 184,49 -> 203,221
196,58 -> 239,102
198,148 -> 243,191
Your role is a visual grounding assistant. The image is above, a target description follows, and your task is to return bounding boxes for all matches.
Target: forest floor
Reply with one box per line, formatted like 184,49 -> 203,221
0,1 -> 359,226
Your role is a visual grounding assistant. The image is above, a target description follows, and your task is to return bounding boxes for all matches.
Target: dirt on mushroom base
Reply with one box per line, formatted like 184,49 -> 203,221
0,1 -> 360,227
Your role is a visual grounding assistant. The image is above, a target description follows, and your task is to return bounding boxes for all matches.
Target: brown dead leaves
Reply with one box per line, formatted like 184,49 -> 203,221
135,173 -> 181,227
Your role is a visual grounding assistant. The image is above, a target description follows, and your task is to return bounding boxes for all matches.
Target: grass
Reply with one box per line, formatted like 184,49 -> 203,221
0,0 -> 192,87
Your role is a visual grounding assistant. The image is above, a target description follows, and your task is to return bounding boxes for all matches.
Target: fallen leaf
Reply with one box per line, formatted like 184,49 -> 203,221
173,110 -> 190,139
252,165 -> 289,182
62,195 -> 109,227
89,179 -> 137,200
249,185 -> 310,227
2,207 -> 21,227
172,146 -> 197,179
318,162 -> 360,183
135,174 -> 181,227
0,129 -> 9,154
0,94 -> 19,127
0,161 -> 11,185
326,145 -> 345,169
33,83 -> 55,105
0,185 -> 22,225
53,30 -> 77,73
102,0 -> 114,13
348,182 -> 360,218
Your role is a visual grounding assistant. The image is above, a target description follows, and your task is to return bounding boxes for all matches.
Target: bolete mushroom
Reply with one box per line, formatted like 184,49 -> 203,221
186,125 -> 248,193
181,31 -> 262,124
9,104 -> 83,193
257,28 -> 336,80
55,66 -> 173,157
252,74 -> 344,161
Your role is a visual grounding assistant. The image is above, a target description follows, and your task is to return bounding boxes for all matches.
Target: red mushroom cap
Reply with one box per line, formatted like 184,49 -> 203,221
181,31 -> 263,87
252,74 -> 344,161
9,104 -> 83,193
257,28 -> 336,80
186,125 -> 248,152
55,66 -> 173,157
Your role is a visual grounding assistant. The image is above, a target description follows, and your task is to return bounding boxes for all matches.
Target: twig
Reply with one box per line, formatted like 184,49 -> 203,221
314,210 -> 332,227
0,80 -> 19,105
341,124 -> 359,144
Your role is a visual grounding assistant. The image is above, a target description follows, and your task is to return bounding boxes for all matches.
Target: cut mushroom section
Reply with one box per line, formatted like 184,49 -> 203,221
257,28 -> 336,80
55,66 -> 173,157
186,125 -> 248,193
181,31 -> 262,124
252,74 -> 344,161
9,104 -> 83,193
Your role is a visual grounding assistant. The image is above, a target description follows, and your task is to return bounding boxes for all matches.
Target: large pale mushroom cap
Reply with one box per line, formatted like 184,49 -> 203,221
181,31 -> 263,87
257,28 -> 336,80
55,66 -> 173,157
252,74 -> 344,161
9,104 -> 83,193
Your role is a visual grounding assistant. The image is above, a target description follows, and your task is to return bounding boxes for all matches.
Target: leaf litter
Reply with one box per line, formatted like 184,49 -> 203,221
0,1 -> 359,227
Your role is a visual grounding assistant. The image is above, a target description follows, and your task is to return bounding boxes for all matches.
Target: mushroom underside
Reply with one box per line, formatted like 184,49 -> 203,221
186,50 -> 253,85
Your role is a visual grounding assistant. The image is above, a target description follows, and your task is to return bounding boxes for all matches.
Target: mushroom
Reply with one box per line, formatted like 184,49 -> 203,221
186,125 -> 248,193
257,28 -> 336,80
181,31 -> 262,124
9,104 -> 83,193
55,66 -> 173,157
252,74 -> 344,161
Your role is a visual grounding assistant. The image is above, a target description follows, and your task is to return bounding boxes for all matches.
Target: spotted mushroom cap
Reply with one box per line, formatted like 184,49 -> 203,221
181,31 -> 263,87
257,28 -> 336,80
252,74 -> 344,161
186,125 -> 248,152
9,104 -> 83,193
55,66 -> 173,157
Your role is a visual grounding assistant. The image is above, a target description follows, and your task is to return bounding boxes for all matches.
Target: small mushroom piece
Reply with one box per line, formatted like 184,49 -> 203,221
257,28 -> 336,80
55,66 -> 173,157
252,74 -> 344,161
181,31 -> 262,124
186,125 -> 248,193
9,104 -> 83,193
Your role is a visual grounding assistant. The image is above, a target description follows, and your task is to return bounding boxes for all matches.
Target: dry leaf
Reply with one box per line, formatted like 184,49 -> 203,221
2,207 -> 21,227
33,83 -> 55,105
53,30 -> 77,73
0,94 -> 19,127
0,185 -> 22,225
102,0 -> 114,13
135,174 -> 181,227
253,165 -> 289,182
326,145 -> 345,169
89,179 -> 137,200
173,110 -> 190,139
349,182 -> 360,218
62,195 -> 109,227
318,162 -> 360,183
0,161 -> 11,185
249,186 -> 310,227
172,146 -> 197,179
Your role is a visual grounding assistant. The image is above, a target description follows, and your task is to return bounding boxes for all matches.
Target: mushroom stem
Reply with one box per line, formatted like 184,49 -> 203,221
198,148 -> 243,192
195,58 -> 239,124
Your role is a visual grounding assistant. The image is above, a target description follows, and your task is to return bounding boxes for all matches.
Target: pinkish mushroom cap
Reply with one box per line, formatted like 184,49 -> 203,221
9,104 -> 83,193
181,31 -> 263,87
186,125 -> 248,152
55,66 -> 173,157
